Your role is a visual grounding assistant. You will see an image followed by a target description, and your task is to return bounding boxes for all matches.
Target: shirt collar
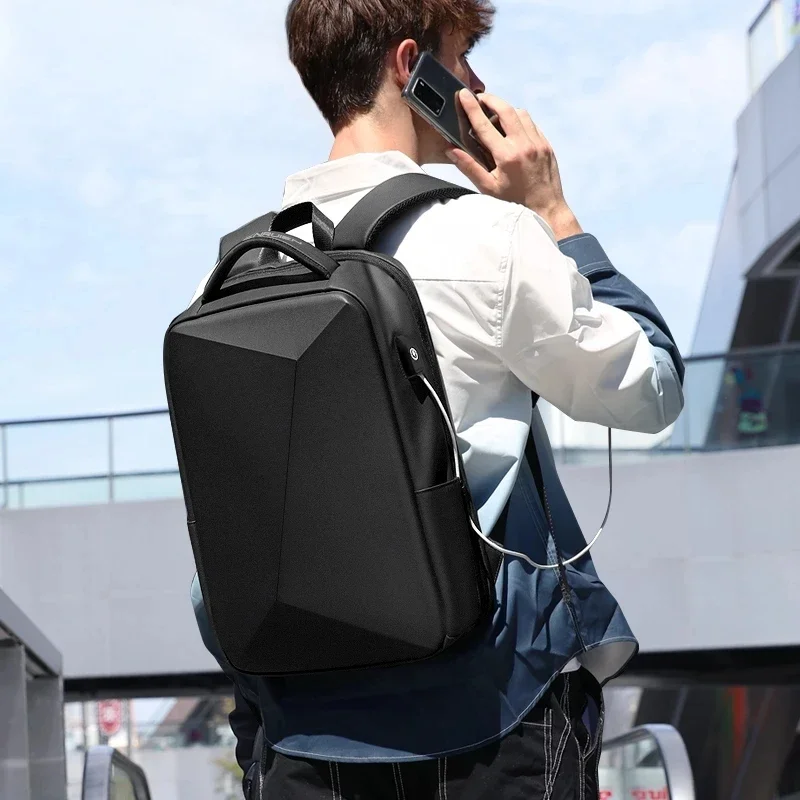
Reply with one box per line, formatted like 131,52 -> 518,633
282,151 -> 426,208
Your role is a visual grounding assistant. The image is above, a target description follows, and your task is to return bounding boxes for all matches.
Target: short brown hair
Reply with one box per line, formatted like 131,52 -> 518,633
286,0 -> 495,131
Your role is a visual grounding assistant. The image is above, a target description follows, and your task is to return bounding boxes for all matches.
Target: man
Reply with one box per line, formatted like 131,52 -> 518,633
192,1 -> 685,797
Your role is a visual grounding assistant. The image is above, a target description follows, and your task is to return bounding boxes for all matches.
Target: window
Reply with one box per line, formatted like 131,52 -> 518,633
730,277 -> 796,349
748,0 -> 788,92
776,240 -> 800,273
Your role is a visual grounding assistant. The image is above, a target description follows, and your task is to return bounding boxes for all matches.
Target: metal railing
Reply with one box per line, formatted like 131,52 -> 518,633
600,724 -> 695,800
2,344 -> 800,510
81,746 -> 152,800
0,408 -> 182,510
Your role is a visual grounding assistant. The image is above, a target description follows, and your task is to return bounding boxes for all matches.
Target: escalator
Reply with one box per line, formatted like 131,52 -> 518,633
81,747 -> 152,800
600,724 -> 695,800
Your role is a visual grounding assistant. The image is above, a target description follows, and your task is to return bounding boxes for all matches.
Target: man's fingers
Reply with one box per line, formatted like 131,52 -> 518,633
516,109 -> 540,139
472,92 -> 525,139
445,147 -> 497,194
517,108 -> 553,150
458,89 -> 507,150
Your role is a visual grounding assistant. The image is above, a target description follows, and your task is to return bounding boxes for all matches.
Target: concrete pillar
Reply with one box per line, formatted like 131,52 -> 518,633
27,676 -> 67,800
0,644 -> 31,800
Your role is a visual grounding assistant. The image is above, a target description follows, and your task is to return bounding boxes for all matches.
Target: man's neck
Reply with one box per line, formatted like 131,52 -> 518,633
329,113 -> 422,164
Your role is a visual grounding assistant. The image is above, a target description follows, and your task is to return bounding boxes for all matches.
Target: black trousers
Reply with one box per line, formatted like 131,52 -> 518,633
251,670 -> 604,800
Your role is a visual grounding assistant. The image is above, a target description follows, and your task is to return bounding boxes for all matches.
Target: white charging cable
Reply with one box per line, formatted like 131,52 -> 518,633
420,375 -> 613,571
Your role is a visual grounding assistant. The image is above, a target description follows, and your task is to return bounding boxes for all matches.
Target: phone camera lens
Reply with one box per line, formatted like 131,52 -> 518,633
413,79 -> 445,117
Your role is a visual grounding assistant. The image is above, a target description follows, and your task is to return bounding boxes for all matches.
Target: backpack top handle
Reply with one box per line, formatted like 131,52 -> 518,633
202,232 -> 339,303
270,202 -> 335,251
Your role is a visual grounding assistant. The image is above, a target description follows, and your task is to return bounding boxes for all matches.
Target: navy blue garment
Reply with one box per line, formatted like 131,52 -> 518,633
191,232 -> 683,763
558,233 -> 685,384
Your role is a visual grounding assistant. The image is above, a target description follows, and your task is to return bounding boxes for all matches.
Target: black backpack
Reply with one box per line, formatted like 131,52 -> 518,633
164,174 -> 511,676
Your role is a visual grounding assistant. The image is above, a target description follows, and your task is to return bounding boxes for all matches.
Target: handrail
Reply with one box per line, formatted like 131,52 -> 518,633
3,343 -> 800,429
2,469 -> 178,488
680,342 -> 800,364
3,342 -> 800,510
0,450 -> 691,491
602,724 -> 695,800
82,746 -> 152,800
0,584 -> 62,677
0,408 -> 168,428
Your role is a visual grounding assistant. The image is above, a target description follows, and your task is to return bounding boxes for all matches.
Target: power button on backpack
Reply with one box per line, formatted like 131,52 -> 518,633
396,336 -> 426,378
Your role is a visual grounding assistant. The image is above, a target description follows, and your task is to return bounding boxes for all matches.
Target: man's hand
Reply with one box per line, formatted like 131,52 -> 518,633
446,90 -> 583,241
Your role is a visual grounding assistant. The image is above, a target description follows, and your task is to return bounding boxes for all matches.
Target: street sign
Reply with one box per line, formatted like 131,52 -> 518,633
97,699 -> 123,738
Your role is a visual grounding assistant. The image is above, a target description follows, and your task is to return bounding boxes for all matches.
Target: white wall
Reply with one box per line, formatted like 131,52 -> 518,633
693,42 -> 800,357
0,499 -> 217,679
562,442 -> 800,653
2,443 -> 800,679
736,43 -> 800,270
690,172 -> 743,356
135,747 -> 239,800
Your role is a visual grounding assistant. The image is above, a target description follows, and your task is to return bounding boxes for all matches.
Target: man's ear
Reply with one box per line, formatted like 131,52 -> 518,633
392,39 -> 420,88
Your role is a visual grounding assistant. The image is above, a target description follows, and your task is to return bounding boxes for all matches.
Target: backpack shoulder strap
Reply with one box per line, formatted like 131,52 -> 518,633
333,173 -> 475,251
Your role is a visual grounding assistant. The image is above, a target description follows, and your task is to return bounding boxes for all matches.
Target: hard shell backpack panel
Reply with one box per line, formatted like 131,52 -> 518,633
163,174 -> 507,676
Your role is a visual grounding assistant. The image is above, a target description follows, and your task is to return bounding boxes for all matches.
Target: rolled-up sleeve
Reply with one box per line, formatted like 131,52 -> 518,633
499,209 -> 684,434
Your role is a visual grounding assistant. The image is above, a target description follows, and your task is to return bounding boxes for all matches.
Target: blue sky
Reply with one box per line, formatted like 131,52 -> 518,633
0,0 -> 765,421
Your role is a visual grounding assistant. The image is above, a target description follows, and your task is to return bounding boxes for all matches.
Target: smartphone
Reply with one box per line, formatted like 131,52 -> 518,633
401,52 -> 501,171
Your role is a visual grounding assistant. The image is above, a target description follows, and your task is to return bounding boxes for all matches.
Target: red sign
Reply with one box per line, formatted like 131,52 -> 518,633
599,787 -> 669,799
97,700 -> 123,738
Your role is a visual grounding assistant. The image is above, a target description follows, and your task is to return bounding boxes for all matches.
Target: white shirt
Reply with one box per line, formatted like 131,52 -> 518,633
195,151 -> 681,528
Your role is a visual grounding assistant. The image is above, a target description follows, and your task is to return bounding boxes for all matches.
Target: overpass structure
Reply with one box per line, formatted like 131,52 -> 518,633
1,404 -> 800,691
0,585 -> 66,799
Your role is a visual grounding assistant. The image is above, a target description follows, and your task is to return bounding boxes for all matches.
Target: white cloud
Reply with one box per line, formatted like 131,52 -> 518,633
0,0 -> 761,418
506,0 -> 692,13
78,167 -> 121,210
460,7 -> 751,354
607,221 -> 720,353
0,0 -> 330,419
67,263 -> 116,287
523,29 -> 747,210
0,262 -> 16,287
0,0 -> 322,222
0,0 -> 11,66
